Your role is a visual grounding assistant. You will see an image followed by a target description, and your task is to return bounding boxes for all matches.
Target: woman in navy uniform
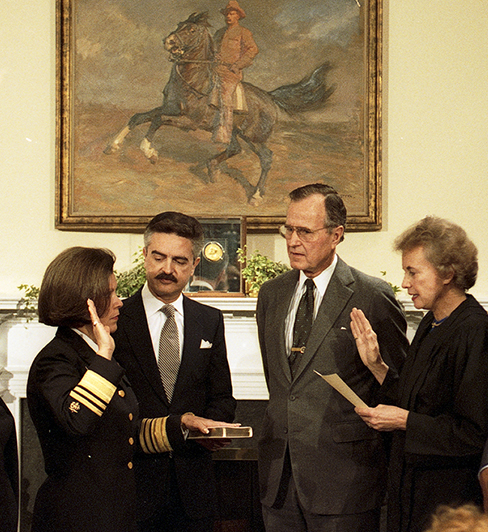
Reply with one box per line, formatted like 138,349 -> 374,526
27,247 -> 141,532
28,247 -> 235,532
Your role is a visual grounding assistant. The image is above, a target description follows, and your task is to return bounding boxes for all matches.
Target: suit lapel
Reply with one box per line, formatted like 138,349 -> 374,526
122,291 -> 169,404
293,258 -> 354,380
178,296 -> 203,378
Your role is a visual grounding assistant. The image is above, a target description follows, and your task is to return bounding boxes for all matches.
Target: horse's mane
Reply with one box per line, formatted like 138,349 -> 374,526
181,11 -> 211,28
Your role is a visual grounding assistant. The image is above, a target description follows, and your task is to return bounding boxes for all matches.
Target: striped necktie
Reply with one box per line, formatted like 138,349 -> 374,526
158,304 -> 180,402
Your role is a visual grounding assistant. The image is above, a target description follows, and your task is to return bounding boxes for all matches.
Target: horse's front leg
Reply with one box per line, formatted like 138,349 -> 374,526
104,108 -> 163,155
140,115 -> 163,164
104,126 -> 131,154
140,114 -> 198,164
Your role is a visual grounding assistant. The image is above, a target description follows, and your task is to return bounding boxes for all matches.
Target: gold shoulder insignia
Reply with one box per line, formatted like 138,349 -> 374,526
69,401 -> 81,413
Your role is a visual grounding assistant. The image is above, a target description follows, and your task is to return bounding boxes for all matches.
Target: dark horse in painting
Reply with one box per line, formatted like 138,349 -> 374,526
104,12 -> 336,205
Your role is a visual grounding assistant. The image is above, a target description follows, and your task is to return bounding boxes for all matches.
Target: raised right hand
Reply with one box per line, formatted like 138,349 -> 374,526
350,307 -> 388,384
87,299 -> 114,360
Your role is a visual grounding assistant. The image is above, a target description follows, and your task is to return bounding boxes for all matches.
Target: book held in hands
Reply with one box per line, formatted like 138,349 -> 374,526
188,426 -> 253,439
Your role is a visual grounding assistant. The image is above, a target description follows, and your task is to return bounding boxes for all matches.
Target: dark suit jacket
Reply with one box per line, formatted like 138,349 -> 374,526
113,289 -> 236,521
256,257 -> 408,515
0,396 -> 18,532
27,327 -> 139,532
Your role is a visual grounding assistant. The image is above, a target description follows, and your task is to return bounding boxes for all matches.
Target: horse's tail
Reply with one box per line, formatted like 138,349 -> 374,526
269,62 -> 336,114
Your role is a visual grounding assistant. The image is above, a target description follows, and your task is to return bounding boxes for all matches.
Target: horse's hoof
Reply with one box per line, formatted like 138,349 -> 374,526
103,144 -> 119,155
140,138 -> 159,163
249,191 -> 263,206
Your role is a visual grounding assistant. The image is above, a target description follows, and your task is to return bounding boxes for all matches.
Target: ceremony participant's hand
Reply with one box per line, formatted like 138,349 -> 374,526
350,307 -> 389,384
87,299 -> 114,360
355,404 -> 409,431
181,414 -> 241,451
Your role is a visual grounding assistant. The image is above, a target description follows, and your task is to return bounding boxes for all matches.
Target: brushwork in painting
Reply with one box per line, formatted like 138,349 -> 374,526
58,0 -> 379,229
104,11 -> 336,206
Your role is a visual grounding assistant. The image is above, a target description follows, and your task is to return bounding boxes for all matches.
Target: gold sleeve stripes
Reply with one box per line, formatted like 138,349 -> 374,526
69,370 -> 117,417
140,417 -> 172,454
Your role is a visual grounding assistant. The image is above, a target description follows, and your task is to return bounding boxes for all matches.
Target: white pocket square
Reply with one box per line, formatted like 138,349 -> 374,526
200,340 -> 212,349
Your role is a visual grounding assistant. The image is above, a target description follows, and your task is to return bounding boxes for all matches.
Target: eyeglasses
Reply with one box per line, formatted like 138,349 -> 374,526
279,224 -> 331,243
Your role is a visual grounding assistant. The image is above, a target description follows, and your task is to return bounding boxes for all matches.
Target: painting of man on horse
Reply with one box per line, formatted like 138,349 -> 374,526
104,5 -> 336,205
62,0 -> 376,226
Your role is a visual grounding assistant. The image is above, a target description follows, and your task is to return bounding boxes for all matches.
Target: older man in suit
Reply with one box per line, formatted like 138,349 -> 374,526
113,211 -> 236,532
256,183 -> 408,532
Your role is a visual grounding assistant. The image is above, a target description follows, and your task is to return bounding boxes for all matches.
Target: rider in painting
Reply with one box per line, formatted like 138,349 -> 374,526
210,1 -> 258,144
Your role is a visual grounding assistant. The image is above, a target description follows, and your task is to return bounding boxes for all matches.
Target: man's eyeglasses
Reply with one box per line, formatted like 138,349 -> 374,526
279,224 -> 331,243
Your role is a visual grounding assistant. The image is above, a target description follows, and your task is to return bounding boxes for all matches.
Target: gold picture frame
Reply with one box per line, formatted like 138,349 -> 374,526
56,0 -> 382,233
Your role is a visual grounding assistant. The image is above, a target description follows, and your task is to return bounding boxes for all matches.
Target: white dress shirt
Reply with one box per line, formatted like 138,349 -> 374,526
142,283 -> 184,361
73,328 -> 99,352
284,254 -> 338,356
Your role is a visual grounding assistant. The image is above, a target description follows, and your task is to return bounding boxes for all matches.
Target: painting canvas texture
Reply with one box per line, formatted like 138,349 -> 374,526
62,0 -> 379,230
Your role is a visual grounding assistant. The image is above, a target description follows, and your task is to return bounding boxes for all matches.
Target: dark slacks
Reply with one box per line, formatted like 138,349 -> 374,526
262,451 -> 380,532
136,459 -> 214,532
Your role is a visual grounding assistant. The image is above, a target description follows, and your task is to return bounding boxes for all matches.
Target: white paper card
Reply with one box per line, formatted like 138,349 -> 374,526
314,370 -> 368,408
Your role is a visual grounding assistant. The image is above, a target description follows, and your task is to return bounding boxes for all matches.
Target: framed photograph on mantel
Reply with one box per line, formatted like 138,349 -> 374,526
186,219 -> 245,296
56,0 -> 382,233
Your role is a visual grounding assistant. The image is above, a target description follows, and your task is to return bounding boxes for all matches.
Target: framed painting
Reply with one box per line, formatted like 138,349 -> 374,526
56,0 -> 382,233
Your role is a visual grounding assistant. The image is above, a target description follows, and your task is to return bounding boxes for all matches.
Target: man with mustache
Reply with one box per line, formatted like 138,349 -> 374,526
113,211 -> 236,532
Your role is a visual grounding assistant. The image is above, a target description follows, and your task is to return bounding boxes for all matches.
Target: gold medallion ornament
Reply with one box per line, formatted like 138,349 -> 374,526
203,242 -> 224,262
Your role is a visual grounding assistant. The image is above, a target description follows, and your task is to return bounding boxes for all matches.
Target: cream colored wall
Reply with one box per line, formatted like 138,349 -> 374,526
1,0 -> 487,299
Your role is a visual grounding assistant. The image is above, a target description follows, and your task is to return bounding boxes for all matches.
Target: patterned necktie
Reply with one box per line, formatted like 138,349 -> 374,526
158,305 -> 180,402
289,278 -> 315,377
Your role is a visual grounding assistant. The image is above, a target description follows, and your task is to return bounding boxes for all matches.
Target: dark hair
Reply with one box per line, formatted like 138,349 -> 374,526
144,211 -> 205,259
289,183 -> 347,241
38,247 -> 116,328
394,216 -> 478,291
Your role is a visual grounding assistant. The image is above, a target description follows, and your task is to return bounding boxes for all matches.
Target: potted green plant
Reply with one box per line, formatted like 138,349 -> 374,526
115,249 -> 146,298
236,247 -> 290,297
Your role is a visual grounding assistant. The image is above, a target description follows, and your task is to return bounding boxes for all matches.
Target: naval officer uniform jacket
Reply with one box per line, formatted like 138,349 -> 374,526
27,326 -> 162,532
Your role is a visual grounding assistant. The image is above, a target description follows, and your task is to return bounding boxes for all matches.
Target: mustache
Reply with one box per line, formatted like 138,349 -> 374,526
156,272 -> 177,282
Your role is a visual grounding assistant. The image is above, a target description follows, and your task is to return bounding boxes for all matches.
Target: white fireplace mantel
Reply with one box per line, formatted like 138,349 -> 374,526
0,297 -> 267,426
2,295 -> 485,430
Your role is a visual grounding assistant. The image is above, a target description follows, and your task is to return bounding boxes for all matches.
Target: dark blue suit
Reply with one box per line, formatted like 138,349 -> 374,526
113,289 -> 236,526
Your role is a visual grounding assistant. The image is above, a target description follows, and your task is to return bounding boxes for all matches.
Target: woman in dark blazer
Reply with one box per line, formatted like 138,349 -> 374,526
28,247 -> 233,532
350,216 -> 488,532
0,395 -> 18,532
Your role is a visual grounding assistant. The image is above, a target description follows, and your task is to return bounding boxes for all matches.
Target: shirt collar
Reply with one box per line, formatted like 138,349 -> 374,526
141,282 -> 184,317
298,254 -> 338,298
72,328 -> 99,352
